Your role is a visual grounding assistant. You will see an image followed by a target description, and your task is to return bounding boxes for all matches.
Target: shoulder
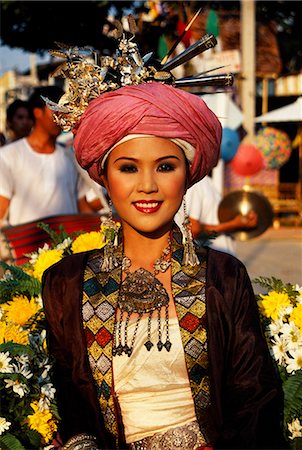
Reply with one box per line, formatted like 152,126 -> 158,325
42,249 -> 99,285
206,246 -> 251,290
0,139 -> 24,160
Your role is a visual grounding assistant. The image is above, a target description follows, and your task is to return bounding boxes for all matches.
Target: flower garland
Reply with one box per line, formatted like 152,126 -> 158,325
0,223 -> 301,449
0,224 -> 107,450
255,276 -> 302,447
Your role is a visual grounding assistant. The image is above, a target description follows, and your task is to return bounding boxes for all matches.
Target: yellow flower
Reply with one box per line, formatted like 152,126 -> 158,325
33,249 -> 64,281
1,295 -> 40,326
71,231 -> 106,254
290,304 -> 302,333
22,266 -> 34,277
27,401 -> 57,444
258,291 -> 291,321
0,322 -> 29,345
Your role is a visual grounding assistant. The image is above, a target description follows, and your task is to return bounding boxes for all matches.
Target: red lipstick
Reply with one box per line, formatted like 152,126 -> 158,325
133,200 -> 162,214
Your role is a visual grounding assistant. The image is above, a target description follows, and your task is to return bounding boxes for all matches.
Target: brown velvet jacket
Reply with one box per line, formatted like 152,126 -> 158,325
42,232 -> 287,450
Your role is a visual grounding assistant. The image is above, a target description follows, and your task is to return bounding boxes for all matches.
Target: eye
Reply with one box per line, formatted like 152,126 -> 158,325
158,162 -> 176,172
119,164 -> 138,173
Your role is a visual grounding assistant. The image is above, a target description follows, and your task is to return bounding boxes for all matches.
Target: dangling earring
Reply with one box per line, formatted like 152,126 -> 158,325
182,196 -> 200,267
100,199 -> 120,271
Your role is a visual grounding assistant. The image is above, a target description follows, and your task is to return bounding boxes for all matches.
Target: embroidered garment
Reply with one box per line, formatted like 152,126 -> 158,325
82,228 -> 210,443
42,230 -> 287,449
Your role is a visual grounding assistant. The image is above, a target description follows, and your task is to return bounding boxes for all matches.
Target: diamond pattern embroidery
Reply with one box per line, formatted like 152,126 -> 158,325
96,301 -> 115,322
97,354 -> 111,375
96,327 -> 112,347
84,327 -> 95,347
185,337 -> 204,359
180,312 -> 200,333
84,277 -> 102,297
82,301 -> 95,321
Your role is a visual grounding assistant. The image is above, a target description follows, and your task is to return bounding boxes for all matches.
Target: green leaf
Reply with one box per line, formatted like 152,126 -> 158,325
292,437 -> 302,450
283,370 -> 302,421
253,276 -> 299,301
0,342 -> 34,356
0,263 -> 41,301
26,428 -> 42,447
0,433 -> 26,450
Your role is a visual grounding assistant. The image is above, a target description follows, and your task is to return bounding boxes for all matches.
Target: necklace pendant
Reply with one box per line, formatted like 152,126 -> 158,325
123,344 -> 132,357
164,340 -> 172,352
115,344 -> 124,356
144,340 -> 154,351
157,341 -> 164,351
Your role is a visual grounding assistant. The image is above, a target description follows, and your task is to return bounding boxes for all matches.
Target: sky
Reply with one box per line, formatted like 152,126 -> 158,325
0,44 -> 51,76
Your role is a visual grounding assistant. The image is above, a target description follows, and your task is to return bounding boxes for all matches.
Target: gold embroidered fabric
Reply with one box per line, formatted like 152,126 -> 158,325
81,229 -> 210,443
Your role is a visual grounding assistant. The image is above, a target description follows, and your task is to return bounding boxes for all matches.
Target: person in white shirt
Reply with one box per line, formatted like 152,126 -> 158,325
175,175 -> 257,255
0,86 -> 93,227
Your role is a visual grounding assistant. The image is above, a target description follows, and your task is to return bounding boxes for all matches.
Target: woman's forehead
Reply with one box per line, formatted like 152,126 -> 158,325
108,137 -> 185,162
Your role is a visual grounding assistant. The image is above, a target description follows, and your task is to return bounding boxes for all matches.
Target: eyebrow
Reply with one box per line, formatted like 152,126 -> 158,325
113,155 -> 181,163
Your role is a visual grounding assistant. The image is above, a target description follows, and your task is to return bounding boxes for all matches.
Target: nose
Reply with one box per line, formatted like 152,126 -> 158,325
137,169 -> 158,193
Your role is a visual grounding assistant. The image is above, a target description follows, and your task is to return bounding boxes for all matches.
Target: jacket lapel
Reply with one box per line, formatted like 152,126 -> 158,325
82,244 -> 123,440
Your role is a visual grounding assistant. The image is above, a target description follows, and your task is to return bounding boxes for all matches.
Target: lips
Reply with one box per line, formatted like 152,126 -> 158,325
133,201 -> 162,213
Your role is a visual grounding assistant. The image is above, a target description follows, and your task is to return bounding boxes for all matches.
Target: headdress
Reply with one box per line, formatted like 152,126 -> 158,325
43,15 -> 233,186
44,15 -> 233,133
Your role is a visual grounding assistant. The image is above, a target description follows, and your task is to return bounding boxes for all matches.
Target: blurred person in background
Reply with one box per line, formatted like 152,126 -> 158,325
175,175 -> 258,255
0,86 -> 93,228
5,99 -> 33,143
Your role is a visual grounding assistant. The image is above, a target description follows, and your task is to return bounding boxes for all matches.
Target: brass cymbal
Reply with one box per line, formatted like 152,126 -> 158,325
218,189 -> 274,241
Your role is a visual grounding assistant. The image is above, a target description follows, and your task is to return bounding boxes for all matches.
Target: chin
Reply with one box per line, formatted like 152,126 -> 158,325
123,218 -> 175,236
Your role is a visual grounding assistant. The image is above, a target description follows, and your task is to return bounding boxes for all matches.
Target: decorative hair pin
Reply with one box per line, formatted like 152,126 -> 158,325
43,15 -> 234,131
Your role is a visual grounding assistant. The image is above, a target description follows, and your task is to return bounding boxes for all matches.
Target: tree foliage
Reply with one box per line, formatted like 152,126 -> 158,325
0,1 -> 132,55
1,1 -> 301,73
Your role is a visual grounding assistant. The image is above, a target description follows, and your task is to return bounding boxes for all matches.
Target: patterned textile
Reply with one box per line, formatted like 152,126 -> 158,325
82,228 -> 209,443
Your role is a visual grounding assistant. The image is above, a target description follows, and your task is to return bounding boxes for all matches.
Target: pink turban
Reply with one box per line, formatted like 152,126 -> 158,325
73,82 -> 221,187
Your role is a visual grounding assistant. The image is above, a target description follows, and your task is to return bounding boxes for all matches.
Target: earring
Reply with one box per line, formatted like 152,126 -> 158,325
100,199 -> 120,271
182,196 -> 200,267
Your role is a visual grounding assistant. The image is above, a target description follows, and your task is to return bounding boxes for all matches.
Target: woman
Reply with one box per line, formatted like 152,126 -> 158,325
42,81 -> 287,450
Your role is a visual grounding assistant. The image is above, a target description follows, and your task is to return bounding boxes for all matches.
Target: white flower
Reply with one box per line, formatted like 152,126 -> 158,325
35,294 -> 43,308
4,379 -> 29,397
271,334 -> 288,366
29,243 -> 50,264
15,364 -> 33,379
286,348 -> 302,373
15,354 -> 29,365
0,352 -> 13,373
279,304 -> 293,319
288,417 -> 302,439
38,396 -> 51,411
0,308 -> 3,320
41,383 -> 56,400
295,284 -> 302,304
268,319 -> 285,337
280,322 -> 302,351
56,237 -> 72,250
0,417 -> 11,435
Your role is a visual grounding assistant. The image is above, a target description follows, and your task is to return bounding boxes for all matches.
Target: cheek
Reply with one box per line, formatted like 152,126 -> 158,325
163,172 -> 186,197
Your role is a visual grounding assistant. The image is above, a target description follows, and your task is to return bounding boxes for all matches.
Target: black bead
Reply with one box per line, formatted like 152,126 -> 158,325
116,344 -> 124,356
144,340 -> 154,351
164,340 -> 172,352
157,341 -> 163,351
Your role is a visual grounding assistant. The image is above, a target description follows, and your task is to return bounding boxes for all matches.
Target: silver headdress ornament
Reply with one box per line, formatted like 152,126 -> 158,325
43,14 -> 233,132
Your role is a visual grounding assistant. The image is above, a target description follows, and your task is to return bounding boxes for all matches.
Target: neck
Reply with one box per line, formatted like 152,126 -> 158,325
122,223 -> 172,271
27,130 -> 57,154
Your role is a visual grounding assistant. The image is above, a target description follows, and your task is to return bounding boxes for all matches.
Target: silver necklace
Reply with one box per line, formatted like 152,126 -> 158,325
113,237 -> 172,357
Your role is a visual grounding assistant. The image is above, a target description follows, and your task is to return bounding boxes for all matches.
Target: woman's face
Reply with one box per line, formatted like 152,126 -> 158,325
102,137 -> 187,237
